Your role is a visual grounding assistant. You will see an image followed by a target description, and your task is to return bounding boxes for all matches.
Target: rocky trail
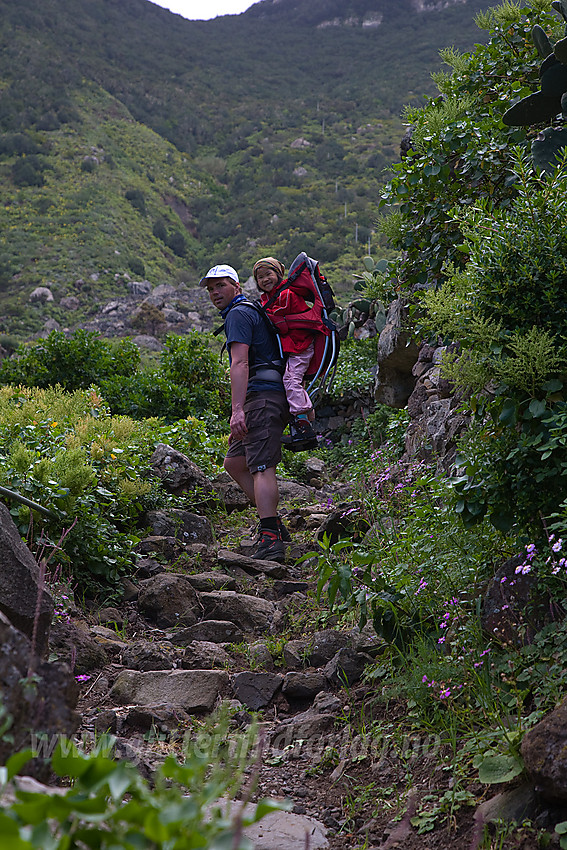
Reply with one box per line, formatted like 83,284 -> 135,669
37,458 -> 535,850
0,439 -> 551,849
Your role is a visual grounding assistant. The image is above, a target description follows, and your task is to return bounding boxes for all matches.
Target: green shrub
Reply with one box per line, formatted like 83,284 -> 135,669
167,230 -> 187,257
378,3 -> 544,294
328,336 -> 377,399
125,187 -> 146,215
0,330 -> 140,392
12,156 -> 44,187
128,256 -> 146,276
0,718 -> 288,849
442,150 -> 567,340
0,385 -> 225,592
0,330 -> 230,424
152,218 -> 168,242
453,392 -> 567,534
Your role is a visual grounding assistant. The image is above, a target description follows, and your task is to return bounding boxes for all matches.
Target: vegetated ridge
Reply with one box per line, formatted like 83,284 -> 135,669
0,0 -> 492,339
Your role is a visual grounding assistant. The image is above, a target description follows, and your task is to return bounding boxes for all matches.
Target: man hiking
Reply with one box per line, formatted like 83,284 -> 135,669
201,263 -> 291,563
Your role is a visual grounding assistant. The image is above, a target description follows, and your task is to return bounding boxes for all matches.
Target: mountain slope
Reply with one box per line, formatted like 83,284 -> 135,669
0,0 -> 495,338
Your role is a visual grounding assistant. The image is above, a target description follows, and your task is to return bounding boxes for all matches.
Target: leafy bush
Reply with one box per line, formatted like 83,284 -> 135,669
125,187 -> 147,215
152,218 -> 168,242
12,156 -> 45,187
378,2 -> 547,293
327,336 -> 377,398
0,385 -> 225,592
168,230 -> 187,257
0,330 -> 140,392
312,457 -> 505,652
0,330 -> 231,424
452,391 -> 567,534
422,151 -> 567,344
128,256 -> 146,276
101,332 -> 230,423
0,718 -> 287,849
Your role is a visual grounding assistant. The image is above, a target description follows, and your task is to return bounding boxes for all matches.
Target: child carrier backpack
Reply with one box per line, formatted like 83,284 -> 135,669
258,252 -> 340,403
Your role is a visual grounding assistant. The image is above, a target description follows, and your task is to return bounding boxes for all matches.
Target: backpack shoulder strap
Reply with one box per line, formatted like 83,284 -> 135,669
214,297 -> 285,374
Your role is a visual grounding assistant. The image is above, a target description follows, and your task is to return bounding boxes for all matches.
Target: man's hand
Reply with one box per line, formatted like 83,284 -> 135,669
229,408 -> 247,443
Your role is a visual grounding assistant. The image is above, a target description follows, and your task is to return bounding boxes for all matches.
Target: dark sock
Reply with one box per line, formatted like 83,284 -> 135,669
260,516 -> 278,532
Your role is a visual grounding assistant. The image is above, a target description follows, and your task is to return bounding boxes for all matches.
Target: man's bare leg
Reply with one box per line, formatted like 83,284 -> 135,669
223,456 -> 279,519
224,455 -> 255,504
252,467 -> 279,518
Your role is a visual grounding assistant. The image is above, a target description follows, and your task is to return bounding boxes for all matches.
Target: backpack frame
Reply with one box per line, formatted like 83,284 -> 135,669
215,252 -> 340,403
259,252 -> 340,402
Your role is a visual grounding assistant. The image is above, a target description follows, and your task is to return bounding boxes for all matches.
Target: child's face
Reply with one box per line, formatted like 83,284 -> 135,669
256,266 -> 280,293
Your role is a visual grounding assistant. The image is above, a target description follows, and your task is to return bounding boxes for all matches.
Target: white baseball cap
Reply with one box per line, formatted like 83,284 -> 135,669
199,264 -> 239,287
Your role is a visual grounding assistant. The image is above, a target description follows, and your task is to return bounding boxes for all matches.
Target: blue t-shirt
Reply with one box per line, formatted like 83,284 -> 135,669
223,297 -> 284,394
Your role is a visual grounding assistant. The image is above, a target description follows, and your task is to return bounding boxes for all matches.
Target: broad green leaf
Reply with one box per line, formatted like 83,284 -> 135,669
51,739 -> 89,779
489,511 -> 514,533
250,798 -> 293,822
499,400 -> 518,426
529,399 -> 546,418
6,750 -> 33,781
478,754 -> 523,784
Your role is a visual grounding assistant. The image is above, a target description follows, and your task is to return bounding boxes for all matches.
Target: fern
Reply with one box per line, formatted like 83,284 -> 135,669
376,211 -> 407,248
411,95 -> 476,149
474,9 -> 496,30
439,46 -> 469,74
493,1 -> 524,27
495,327 -> 564,395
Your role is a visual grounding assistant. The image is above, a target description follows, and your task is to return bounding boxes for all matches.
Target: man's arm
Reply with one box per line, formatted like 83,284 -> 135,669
228,341 -> 249,442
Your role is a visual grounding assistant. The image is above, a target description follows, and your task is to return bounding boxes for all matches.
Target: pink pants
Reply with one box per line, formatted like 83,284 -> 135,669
283,343 -> 314,416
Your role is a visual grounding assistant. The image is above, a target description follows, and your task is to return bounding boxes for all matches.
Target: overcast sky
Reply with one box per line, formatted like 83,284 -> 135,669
148,0 -> 256,20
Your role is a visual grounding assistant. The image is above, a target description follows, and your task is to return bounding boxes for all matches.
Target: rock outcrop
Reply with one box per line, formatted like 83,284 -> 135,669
0,503 -> 54,655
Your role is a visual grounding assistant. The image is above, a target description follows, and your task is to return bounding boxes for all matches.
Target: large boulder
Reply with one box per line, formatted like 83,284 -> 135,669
168,620 -> 244,645
231,672 -> 283,710
0,612 -> 79,781
373,299 -> 419,408
212,472 -> 250,512
110,669 -> 228,712
145,509 -> 213,543
49,620 -> 109,674
149,444 -> 217,505
0,503 -> 53,655
199,591 -> 277,634
521,696 -> 567,801
137,573 -> 202,628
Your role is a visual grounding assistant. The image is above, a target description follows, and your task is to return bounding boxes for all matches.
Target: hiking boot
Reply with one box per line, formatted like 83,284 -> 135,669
281,419 -> 318,451
253,529 -> 285,563
247,517 -> 291,545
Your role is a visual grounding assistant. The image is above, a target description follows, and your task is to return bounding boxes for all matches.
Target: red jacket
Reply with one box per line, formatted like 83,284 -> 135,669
260,289 -> 315,354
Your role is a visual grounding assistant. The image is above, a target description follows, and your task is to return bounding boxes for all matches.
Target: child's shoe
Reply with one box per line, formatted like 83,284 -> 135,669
282,417 -> 318,451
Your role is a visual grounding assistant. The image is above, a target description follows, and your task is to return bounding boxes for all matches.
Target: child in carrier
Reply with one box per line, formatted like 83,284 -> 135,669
253,256 -> 318,446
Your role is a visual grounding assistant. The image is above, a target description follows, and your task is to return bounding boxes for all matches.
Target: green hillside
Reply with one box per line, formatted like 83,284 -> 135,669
0,0 -> 494,338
